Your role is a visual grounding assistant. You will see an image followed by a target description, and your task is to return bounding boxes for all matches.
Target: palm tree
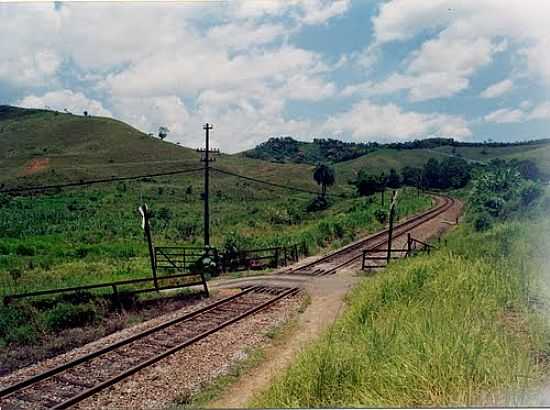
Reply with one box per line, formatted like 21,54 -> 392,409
313,164 -> 335,197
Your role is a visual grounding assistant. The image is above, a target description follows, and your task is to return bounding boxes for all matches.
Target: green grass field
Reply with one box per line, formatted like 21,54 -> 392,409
0,185 -> 431,297
254,209 -> 550,407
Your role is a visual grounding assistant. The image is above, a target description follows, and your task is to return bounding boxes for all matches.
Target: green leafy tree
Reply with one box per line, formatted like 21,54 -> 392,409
422,158 -> 441,189
515,159 -> 540,181
387,168 -> 401,189
353,170 -> 386,197
313,164 -> 336,197
401,166 -> 422,187
158,126 -> 169,141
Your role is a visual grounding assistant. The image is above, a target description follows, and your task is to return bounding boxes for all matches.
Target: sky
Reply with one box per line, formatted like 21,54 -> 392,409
1,0 -> 550,153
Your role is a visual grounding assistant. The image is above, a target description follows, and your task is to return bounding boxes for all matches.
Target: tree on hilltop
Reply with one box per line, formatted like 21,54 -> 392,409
158,126 -> 169,141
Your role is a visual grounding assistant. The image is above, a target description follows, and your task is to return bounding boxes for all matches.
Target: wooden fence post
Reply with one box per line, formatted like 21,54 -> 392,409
407,233 -> 412,257
386,191 -> 398,264
139,204 -> 158,290
274,248 -> 279,268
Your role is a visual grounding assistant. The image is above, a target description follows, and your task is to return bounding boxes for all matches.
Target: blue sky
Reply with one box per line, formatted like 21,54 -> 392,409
1,0 -> 549,152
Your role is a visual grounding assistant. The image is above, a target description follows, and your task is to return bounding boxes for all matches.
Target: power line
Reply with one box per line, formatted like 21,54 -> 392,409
0,167 -> 204,194
211,167 -> 346,198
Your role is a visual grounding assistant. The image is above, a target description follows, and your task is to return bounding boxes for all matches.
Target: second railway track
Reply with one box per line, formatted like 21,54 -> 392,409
0,194 -> 457,409
279,195 -> 456,276
0,286 -> 300,409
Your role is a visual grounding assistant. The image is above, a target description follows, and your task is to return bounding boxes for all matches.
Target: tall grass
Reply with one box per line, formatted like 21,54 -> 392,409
254,218 -> 550,407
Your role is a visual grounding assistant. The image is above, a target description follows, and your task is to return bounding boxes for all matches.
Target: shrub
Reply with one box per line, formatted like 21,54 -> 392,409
374,209 -> 387,224
6,324 -> 37,345
9,267 -> 23,281
473,212 -> 492,232
520,182 -> 542,206
15,243 -> 35,256
306,196 -> 330,212
0,304 -> 37,343
44,303 -> 97,332
75,246 -> 89,258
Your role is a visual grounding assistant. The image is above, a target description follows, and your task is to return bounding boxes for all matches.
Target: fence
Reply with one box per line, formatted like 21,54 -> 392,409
220,242 -> 305,273
3,271 -> 209,306
361,233 -> 438,270
154,246 -> 209,272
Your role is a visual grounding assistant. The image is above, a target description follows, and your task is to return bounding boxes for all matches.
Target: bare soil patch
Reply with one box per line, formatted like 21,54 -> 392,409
20,157 -> 49,176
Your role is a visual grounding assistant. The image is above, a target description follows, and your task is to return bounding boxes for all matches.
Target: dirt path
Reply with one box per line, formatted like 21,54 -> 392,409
208,270 -> 359,408
208,197 -> 463,408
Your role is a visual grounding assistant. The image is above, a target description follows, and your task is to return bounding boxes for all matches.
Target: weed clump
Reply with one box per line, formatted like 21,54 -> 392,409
44,302 -> 98,332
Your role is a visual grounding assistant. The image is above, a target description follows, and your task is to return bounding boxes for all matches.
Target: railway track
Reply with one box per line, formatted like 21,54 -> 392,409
280,195 -> 456,276
0,286 -> 300,409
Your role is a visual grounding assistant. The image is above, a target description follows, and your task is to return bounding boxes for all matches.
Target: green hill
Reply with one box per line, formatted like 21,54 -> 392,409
0,106 -> 326,193
2,105 -> 549,192
244,134 -> 550,177
0,106 -> 201,186
244,137 -> 374,164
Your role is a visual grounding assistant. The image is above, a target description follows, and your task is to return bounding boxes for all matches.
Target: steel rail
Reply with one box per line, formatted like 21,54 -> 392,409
51,287 -> 300,409
1,286 -> 299,408
319,196 -> 455,275
0,286 -> 279,400
283,195 -> 454,275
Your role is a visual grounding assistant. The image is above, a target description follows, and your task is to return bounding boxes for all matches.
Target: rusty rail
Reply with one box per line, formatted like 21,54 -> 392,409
0,286 -> 300,408
282,195 -> 455,276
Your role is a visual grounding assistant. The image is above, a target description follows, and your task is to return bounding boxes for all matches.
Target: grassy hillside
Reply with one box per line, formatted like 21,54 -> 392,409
255,208 -> 550,407
244,137 -> 373,164
0,106 -> 337,196
334,148 -> 451,183
0,106 -> 201,184
243,134 -> 550,179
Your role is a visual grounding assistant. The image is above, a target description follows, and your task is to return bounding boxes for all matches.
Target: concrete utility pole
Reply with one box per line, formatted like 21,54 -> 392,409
197,123 -> 219,247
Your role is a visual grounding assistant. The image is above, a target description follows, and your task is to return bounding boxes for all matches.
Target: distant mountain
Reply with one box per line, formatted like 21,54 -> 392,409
244,137 -> 376,164
243,135 -> 550,169
3,105 -> 550,191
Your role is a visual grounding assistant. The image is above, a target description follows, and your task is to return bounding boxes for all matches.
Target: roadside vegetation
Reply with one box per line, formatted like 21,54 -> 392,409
0,179 -> 430,371
254,163 -> 550,407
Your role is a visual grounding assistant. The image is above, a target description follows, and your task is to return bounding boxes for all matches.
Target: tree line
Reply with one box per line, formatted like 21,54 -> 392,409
310,157 -> 542,203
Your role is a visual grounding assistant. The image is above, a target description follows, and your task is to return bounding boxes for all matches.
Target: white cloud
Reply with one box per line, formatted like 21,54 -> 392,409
484,108 -> 524,124
365,31 -> 504,101
300,0 -> 350,25
323,100 -> 472,141
0,4 -> 62,86
206,22 -> 287,51
480,79 -> 514,99
483,101 -> 550,124
16,89 -> 112,117
111,96 -> 189,138
371,0 -> 550,88
528,102 -> 550,120
104,45 -> 327,98
230,0 -> 350,25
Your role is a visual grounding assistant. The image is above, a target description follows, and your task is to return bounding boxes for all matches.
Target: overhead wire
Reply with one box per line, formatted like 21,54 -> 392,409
0,167 -> 204,194
210,166 -> 347,199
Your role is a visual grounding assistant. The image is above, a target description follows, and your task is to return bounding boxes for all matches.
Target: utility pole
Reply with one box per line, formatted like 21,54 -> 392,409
197,123 -> 219,247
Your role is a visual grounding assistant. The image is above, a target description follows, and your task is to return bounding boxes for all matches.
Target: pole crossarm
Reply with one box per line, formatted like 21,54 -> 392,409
198,123 -> 219,247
